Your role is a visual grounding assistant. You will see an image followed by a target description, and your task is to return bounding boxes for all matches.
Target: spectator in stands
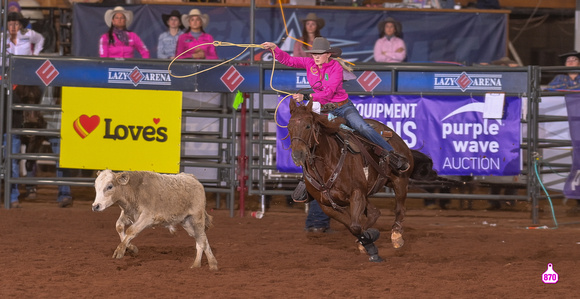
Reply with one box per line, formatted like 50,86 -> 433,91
157,10 -> 184,59
99,6 -> 149,59
546,51 -> 580,90
176,9 -> 218,60
293,12 -> 324,58
6,1 -> 32,29
1,12 -> 44,208
290,12 -> 331,233
373,17 -> 406,63
41,87 -> 73,208
2,12 -> 44,56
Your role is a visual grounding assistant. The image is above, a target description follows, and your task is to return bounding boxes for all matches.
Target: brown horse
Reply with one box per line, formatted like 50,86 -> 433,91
287,99 -> 436,262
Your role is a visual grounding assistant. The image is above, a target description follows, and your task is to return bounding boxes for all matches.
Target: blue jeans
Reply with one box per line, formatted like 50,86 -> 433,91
331,100 -> 394,153
305,200 -> 330,229
3,134 -> 21,203
49,138 -> 71,201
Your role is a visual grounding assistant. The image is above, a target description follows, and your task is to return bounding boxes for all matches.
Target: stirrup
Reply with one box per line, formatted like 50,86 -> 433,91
292,181 -> 308,202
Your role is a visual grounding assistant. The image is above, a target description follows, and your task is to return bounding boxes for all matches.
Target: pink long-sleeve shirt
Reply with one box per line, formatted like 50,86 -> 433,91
175,32 -> 218,60
373,36 -> 406,63
99,31 -> 149,58
273,47 -> 347,105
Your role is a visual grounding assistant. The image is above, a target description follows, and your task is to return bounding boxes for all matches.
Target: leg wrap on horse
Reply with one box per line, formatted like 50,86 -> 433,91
357,228 -> 380,246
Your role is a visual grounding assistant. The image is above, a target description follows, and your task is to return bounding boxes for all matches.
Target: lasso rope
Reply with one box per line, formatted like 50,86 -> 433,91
167,41 -> 293,127
167,0 -> 355,128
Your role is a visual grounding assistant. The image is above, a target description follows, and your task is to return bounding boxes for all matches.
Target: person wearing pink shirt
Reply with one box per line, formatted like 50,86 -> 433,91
99,6 -> 149,59
262,37 -> 410,202
176,9 -> 218,60
373,17 -> 406,63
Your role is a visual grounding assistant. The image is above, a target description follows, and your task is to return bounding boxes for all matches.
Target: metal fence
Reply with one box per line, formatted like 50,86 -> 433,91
1,55 -> 576,224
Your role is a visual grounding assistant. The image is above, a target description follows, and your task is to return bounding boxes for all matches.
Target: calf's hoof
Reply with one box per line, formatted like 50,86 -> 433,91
112,246 -> 127,259
391,231 -> 404,249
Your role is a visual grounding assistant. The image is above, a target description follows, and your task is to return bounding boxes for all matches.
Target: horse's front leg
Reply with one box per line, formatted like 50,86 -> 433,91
349,190 -> 384,263
348,189 -> 366,236
390,178 -> 408,249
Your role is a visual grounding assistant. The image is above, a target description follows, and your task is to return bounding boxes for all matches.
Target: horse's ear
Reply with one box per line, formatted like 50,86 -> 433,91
289,97 -> 298,112
306,99 -> 313,111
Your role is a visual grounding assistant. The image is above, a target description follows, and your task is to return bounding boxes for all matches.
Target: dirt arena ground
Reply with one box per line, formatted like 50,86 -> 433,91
1,183 -> 578,298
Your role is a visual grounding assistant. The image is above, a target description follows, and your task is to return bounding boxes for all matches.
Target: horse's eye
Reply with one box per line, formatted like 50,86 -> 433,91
305,124 -> 311,129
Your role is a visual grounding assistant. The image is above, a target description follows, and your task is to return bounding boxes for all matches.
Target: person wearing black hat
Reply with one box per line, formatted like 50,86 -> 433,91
157,10 -> 184,59
293,12 -> 325,58
546,51 -> 580,90
373,17 -> 406,63
2,12 -> 44,56
262,38 -> 410,200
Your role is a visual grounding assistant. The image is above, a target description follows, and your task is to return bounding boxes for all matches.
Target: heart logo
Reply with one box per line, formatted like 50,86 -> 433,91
73,115 -> 100,139
153,118 -> 160,124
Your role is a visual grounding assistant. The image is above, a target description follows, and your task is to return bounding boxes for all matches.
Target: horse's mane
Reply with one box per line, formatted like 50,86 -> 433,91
295,104 -> 345,134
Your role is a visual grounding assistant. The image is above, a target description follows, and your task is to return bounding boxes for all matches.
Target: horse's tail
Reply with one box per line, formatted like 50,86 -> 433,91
409,149 -> 439,181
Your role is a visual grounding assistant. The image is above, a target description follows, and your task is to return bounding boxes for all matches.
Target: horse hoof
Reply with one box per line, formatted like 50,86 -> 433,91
391,231 -> 404,249
369,255 -> 384,263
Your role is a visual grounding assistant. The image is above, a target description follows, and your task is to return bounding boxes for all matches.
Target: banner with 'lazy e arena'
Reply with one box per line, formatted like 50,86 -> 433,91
60,87 -> 182,173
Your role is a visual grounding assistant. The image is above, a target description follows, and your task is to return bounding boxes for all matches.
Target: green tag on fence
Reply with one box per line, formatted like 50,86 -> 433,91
233,90 -> 244,109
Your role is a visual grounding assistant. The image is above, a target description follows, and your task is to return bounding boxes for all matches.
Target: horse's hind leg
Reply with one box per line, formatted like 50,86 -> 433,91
391,179 -> 408,249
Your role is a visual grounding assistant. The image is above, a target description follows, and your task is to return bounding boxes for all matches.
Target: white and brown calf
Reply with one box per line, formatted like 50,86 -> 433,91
92,169 -> 218,271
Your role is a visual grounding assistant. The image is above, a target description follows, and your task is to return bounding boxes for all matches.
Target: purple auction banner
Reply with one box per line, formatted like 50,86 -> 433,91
564,94 -> 580,199
276,95 -> 522,176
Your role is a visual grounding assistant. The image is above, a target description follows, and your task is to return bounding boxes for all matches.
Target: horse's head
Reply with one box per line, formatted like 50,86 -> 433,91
287,99 -> 318,167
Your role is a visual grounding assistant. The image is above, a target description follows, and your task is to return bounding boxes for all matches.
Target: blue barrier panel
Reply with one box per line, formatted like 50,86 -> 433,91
10,56 -> 260,93
264,69 -> 393,93
397,70 -> 528,93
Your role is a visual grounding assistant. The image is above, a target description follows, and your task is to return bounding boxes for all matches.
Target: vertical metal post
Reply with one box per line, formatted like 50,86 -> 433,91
528,65 -> 540,224
1,0 -> 9,208
576,0 -> 580,51
250,0 -> 255,64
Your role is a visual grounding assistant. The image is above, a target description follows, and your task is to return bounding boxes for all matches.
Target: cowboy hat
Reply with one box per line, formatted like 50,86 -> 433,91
181,9 -> 209,29
162,10 -> 184,29
559,51 -> 580,63
378,17 -> 403,38
304,37 -> 342,57
104,6 -> 133,28
6,12 -> 29,29
300,12 -> 325,30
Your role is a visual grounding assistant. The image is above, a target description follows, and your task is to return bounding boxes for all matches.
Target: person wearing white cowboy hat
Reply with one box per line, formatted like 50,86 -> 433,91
157,10 -> 185,59
262,37 -> 410,201
2,12 -> 44,56
373,17 -> 406,63
293,12 -> 326,58
546,51 -> 580,90
175,8 -> 218,60
99,6 -> 149,58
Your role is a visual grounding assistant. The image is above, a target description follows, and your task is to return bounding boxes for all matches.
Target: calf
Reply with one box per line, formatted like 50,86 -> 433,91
92,169 -> 218,271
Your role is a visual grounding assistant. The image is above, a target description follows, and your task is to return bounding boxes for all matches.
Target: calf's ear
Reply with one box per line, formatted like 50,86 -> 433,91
116,173 -> 130,185
96,170 -> 101,177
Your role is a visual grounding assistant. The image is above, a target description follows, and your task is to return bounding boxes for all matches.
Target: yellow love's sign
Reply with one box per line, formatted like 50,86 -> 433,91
60,87 -> 182,173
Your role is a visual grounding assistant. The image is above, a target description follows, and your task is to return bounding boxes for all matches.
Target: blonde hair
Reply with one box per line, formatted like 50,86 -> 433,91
333,58 -> 353,73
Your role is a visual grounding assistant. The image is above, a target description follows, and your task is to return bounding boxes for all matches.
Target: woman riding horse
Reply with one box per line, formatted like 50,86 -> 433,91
261,38 -> 410,201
